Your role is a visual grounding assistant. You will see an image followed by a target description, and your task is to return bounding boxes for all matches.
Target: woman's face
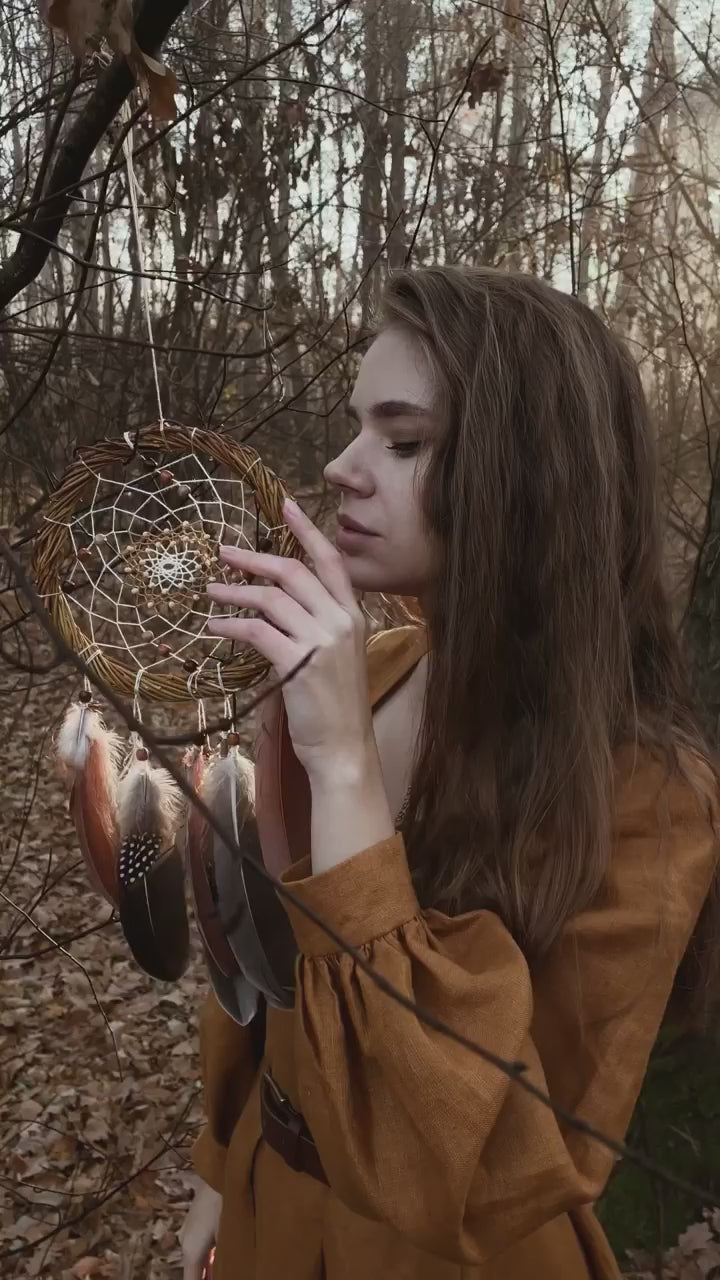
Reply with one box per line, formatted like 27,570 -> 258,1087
324,327 -> 440,596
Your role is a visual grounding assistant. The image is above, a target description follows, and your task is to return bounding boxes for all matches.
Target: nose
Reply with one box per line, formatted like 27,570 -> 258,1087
324,437 -> 374,497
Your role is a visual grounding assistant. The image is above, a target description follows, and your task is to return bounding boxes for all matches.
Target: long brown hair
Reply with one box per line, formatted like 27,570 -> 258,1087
378,265 -> 719,1021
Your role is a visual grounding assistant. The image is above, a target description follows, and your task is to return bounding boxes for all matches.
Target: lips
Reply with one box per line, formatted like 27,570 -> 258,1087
337,513 -> 377,536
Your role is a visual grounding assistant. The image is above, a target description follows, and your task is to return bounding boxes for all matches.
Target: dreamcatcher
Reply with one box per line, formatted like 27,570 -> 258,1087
33,423 -> 302,1020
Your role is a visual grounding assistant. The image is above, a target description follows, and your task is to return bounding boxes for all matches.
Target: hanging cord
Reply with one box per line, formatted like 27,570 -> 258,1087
120,101 -> 166,435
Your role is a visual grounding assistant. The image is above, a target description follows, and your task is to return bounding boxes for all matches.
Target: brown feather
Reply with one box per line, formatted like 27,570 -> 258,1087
185,747 -> 240,980
118,841 -> 189,982
70,736 -> 120,907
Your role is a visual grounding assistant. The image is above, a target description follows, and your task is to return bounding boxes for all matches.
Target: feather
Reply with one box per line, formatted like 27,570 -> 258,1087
56,702 -> 122,906
206,748 -> 295,1009
184,746 -> 241,980
117,757 -> 181,846
116,753 -> 189,982
204,940 -> 259,1028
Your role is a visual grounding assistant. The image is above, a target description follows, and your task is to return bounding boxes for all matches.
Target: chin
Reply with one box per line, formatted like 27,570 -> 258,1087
341,555 -> 420,598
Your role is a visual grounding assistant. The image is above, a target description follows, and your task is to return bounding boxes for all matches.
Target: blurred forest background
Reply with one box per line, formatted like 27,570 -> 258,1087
2,0 -> 720,1276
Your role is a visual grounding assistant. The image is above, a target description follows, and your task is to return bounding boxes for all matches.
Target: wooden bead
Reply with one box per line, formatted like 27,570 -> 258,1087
157,643 -> 171,657
141,629 -> 154,641
78,689 -> 92,704
183,658 -> 197,672
78,547 -> 93,562
136,747 -> 149,761
158,469 -> 173,484
227,732 -> 239,746
177,484 -> 190,498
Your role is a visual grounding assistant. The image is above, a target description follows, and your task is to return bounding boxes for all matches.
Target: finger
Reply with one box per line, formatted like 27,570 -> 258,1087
207,614 -> 306,675
206,583 -> 319,641
282,497 -> 357,607
218,547 -> 342,621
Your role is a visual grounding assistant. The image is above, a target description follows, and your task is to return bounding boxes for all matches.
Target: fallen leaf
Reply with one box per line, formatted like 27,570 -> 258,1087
72,1257 -> 106,1278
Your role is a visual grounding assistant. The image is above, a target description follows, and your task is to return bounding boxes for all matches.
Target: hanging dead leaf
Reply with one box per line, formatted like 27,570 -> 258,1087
466,61 -> 508,108
41,0 -> 133,60
129,45 -> 179,122
39,0 -> 177,122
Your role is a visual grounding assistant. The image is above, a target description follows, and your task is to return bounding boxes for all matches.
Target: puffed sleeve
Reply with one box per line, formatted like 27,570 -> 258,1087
191,994 -> 265,1192
279,755 -> 717,1266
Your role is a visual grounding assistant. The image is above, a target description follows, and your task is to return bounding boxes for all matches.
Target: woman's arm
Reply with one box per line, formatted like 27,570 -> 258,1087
307,752 -> 394,875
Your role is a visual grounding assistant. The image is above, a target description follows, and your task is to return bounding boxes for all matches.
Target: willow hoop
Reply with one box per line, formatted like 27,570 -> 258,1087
32,423 -> 301,702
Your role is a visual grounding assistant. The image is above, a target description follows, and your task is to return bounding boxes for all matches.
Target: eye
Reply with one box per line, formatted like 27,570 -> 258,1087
386,442 -> 420,457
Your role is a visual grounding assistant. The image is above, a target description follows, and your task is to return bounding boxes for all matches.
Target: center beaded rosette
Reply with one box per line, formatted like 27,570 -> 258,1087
122,525 -> 220,610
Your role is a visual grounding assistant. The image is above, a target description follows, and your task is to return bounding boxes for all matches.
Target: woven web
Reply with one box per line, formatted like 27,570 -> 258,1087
45,447 -> 282,697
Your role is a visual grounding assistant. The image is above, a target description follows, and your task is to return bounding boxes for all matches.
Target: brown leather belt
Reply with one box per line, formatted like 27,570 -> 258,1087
260,1070 -> 328,1186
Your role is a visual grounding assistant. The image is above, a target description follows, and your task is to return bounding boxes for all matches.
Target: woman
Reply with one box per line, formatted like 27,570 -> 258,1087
180,266 -> 719,1279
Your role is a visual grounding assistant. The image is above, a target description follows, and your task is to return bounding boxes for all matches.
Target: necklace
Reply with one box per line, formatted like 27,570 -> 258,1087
395,786 -> 410,830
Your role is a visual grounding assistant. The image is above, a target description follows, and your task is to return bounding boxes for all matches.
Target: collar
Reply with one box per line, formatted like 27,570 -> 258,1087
366,624 -> 429,707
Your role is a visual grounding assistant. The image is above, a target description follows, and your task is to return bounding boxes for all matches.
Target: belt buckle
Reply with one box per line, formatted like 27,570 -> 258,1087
263,1070 -> 305,1172
264,1068 -> 291,1112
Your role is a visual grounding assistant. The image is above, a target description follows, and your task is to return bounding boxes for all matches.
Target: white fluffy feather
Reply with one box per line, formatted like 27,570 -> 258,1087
203,750 -> 255,813
56,703 -> 123,774
117,757 -> 183,847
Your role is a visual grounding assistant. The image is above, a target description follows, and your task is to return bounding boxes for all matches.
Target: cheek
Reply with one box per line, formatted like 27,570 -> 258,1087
378,467 -> 425,543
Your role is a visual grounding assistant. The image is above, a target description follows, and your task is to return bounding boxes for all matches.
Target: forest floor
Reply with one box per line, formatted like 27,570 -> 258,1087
0,635 -> 209,1280
1,631 -> 719,1279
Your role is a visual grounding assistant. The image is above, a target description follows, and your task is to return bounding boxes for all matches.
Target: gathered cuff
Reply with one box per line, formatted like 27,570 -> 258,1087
279,833 -> 420,957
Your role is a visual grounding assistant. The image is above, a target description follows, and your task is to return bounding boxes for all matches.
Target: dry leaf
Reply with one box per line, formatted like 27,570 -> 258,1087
41,0 -> 133,59
72,1258 -> 106,1278
679,1222 -> 714,1252
129,46 -> 180,123
39,0 -> 178,121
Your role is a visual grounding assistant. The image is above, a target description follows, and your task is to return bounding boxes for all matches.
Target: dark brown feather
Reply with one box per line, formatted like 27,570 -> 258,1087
118,836 -> 189,981
116,760 -> 189,982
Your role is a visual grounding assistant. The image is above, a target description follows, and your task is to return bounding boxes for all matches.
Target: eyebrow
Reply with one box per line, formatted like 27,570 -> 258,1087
346,398 -> 432,421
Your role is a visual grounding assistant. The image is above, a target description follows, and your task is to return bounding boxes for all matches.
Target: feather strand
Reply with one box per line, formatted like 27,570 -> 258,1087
206,747 -> 295,1009
56,702 -> 122,905
116,750 -> 188,983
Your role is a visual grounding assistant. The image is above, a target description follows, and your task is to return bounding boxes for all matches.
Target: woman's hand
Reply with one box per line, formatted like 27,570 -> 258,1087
179,1179 -> 221,1280
207,499 -> 374,783
208,499 -> 395,874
